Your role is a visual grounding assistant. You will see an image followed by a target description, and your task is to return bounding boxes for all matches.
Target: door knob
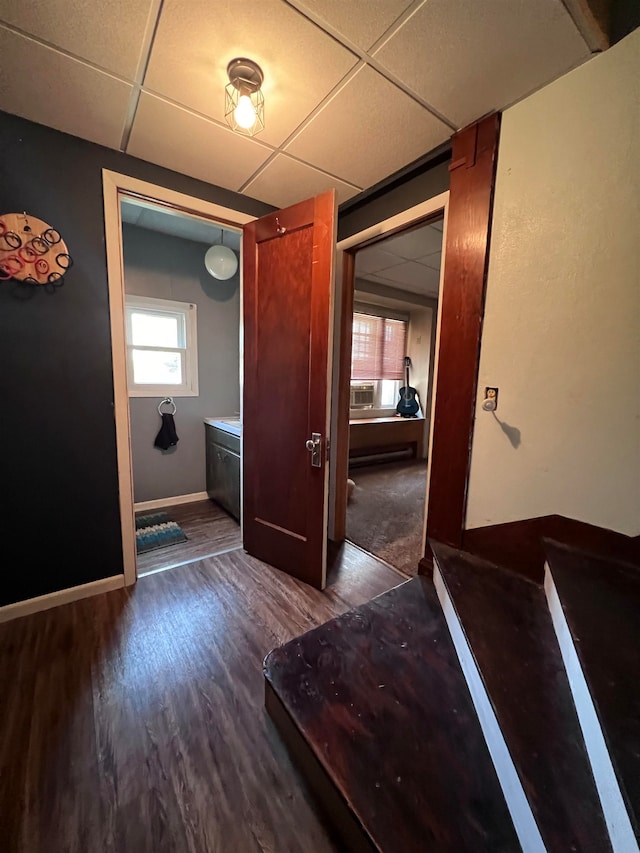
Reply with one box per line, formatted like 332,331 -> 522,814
305,433 -> 322,468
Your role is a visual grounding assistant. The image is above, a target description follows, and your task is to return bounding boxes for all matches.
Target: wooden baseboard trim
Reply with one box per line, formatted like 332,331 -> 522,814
461,515 -> 640,582
0,575 -> 125,624
134,491 -> 209,512
418,555 -> 434,577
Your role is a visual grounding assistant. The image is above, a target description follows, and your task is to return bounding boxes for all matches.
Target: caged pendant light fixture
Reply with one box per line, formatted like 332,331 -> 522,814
225,58 -> 265,137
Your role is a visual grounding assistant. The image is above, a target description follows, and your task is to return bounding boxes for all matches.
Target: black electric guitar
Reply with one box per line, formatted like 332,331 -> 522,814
396,356 -> 420,417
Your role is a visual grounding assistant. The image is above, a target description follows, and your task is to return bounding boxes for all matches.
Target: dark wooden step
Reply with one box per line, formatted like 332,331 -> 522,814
544,540 -> 640,850
432,541 -> 612,853
264,576 -> 520,853
460,514 -> 640,583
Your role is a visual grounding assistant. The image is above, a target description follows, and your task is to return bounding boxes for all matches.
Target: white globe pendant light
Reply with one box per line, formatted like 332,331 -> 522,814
204,243 -> 238,280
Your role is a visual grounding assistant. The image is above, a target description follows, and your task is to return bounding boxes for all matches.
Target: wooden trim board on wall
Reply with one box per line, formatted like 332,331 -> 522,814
134,491 -> 210,512
422,113 -> 501,565
102,170 -> 255,586
0,575 -> 124,624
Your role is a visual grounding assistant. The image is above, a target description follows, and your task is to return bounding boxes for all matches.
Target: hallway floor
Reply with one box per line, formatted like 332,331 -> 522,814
0,542 -> 403,853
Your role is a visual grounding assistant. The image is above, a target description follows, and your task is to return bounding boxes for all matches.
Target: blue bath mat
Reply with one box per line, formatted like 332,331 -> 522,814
135,512 -> 188,554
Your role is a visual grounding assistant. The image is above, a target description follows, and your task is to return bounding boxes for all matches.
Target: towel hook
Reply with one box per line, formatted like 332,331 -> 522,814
158,396 -> 176,415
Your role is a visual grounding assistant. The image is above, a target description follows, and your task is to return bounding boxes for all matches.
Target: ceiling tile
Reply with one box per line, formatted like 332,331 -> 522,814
383,225 -> 444,259
127,93 -> 272,191
290,0 -> 414,50
243,154 -> 360,208
365,261 -> 441,295
418,251 -> 442,270
286,65 -> 450,187
126,206 -> 241,248
0,0 -> 154,79
144,0 -> 358,148
374,0 -> 590,127
0,27 -> 132,149
355,246 -> 404,275
363,273 -> 440,298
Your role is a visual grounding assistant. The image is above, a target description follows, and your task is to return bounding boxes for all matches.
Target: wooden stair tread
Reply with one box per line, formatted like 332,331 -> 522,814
264,576 -> 520,853
432,541 -> 611,852
544,539 -> 640,838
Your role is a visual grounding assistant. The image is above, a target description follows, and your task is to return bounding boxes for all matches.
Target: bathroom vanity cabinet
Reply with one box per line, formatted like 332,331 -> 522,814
205,422 -> 240,521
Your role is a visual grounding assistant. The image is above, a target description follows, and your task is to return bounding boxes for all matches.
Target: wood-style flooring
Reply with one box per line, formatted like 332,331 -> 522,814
0,541 -> 404,853
135,499 -> 242,575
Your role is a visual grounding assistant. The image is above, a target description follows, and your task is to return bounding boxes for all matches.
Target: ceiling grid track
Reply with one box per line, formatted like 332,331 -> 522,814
119,0 -> 166,152
0,19 -> 132,84
283,0 -> 458,131
0,0 -> 601,206
238,61 -> 367,194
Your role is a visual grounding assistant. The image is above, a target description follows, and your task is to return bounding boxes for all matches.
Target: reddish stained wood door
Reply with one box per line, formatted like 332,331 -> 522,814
243,191 -> 336,589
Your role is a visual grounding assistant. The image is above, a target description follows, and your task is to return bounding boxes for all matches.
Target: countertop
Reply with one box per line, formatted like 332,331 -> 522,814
204,417 -> 242,437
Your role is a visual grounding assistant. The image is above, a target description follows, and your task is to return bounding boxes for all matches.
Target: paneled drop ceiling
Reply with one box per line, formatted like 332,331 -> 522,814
356,221 -> 443,299
121,197 -> 242,250
0,0 -> 596,208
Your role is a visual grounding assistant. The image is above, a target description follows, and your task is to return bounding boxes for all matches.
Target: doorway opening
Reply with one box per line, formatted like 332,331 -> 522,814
330,191 -> 448,577
120,196 -> 243,577
344,217 -> 444,575
103,170 -> 255,585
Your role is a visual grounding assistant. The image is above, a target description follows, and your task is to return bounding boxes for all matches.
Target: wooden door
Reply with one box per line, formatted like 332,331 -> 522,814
243,190 -> 336,589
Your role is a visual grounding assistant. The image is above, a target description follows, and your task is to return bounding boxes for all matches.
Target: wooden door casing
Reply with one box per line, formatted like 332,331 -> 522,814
243,191 -> 336,588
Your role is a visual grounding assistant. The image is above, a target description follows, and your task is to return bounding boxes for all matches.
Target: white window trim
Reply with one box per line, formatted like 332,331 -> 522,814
125,294 -> 199,398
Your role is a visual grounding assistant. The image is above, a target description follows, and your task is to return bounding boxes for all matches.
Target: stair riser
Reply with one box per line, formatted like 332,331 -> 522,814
544,565 -> 639,853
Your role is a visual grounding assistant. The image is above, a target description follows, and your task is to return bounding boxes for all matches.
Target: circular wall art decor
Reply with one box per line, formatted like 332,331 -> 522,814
0,212 -> 73,285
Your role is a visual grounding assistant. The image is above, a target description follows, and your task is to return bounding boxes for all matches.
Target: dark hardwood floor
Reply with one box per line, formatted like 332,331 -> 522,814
135,499 -> 242,575
0,542 -> 404,853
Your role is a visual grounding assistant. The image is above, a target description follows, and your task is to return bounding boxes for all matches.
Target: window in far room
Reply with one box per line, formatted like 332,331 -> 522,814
350,311 -> 406,411
125,295 -> 198,397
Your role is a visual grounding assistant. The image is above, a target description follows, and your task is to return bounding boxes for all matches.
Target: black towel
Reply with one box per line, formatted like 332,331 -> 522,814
154,413 -> 179,450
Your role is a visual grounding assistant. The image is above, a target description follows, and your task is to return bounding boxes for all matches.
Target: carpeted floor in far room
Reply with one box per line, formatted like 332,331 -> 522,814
346,458 -> 428,576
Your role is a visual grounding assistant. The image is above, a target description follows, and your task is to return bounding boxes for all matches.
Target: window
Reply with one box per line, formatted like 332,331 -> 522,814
350,311 -> 407,412
125,295 -> 198,397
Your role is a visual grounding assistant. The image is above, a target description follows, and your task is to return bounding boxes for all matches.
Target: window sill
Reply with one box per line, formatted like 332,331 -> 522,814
350,408 -> 405,420
129,387 -> 199,398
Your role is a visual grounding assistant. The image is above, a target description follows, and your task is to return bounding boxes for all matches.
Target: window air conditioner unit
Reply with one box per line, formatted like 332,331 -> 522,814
350,383 -> 375,409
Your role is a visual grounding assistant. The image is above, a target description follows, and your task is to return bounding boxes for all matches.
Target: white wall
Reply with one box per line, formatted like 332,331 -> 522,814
466,28 -> 640,535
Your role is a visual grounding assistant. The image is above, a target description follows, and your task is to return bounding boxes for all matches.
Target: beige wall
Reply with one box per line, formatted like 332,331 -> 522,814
407,307 -> 435,455
466,28 -> 640,535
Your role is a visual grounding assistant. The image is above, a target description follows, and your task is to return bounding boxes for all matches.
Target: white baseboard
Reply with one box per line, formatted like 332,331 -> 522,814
0,575 -> 125,624
134,491 -> 209,512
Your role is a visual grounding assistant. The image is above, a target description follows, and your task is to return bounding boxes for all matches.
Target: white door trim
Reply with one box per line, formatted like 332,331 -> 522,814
102,169 -> 255,586
329,190 -> 450,549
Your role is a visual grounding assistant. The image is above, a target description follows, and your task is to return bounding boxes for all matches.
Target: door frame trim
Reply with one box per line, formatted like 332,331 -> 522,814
330,191 -> 450,543
102,169 -> 255,585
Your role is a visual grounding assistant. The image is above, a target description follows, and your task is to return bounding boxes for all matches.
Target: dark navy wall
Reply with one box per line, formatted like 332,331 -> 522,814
0,111 -> 273,606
